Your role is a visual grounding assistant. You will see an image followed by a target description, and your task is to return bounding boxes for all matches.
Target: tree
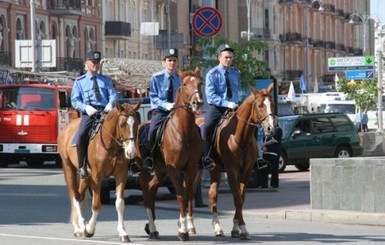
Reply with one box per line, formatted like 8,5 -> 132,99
336,77 -> 377,109
184,35 -> 269,89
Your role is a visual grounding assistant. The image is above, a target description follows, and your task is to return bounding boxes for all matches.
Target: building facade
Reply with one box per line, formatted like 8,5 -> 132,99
0,0 -> 373,91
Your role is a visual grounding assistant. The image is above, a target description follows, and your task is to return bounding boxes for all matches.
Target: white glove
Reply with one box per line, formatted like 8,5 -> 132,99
85,105 -> 98,116
165,103 -> 175,111
228,102 -> 239,109
104,103 -> 113,112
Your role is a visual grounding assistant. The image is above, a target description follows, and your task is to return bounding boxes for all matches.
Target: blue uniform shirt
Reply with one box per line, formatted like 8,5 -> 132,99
149,70 -> 181,111
71,72 -> 117,113
205,65 -> 240,107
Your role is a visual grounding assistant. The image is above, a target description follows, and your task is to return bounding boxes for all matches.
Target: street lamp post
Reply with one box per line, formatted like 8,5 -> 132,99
246,0 -> 251,41
349,13 -> 370,55
298,0 -> 324,92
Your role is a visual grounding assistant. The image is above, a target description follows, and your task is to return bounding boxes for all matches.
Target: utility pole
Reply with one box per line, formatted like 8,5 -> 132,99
30,0 -> 36,72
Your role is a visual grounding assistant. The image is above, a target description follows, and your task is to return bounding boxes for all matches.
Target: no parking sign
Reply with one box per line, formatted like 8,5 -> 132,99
192,7 -> 222,38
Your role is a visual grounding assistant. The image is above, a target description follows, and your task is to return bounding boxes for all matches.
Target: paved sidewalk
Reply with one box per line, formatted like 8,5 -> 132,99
129,166 -> 385,227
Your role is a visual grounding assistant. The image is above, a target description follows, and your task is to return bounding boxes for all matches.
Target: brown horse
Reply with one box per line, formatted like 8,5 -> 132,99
136,67 -> 203,241
197,83 -> 276,240
58,101 -> 141,242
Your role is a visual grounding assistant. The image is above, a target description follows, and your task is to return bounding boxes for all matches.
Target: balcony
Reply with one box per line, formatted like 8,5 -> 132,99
325,41 -> 336,50
278,0 -> 294,4
282,70 -> 303,81
336,9 -> 344,18
353,48 -> 363,56
0,52 -> 11,66
55,57 -> 84,72
346,47 -> 354,54
48,0 -> 82,16
251,28 -> 271,39
336,44 -> 345,51
105,21 -> 131,39
323,4 -> 335,13
312,40 -> 324,49
279,32 -> 302,43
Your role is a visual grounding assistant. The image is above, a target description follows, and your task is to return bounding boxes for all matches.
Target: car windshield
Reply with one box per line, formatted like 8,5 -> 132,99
0,87 -> 55,111
278,116 -> 297,138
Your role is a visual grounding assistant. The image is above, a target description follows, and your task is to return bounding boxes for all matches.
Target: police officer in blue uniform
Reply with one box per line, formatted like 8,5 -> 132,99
202,44 -> 241,169
142,48 -> 181,171
71,51 -> 117,178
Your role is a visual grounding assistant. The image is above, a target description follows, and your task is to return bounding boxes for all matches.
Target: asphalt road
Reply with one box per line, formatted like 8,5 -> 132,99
1,164 -> 385,244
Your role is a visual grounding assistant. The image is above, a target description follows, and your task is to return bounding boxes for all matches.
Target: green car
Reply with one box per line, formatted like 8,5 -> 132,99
278,113 -> 363,172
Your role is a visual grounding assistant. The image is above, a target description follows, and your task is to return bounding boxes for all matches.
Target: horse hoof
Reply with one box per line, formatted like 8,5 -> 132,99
231,230 -> 240,238
144,223 -> 150,235
215,230 -> 224,237
150,231 -> 160,239
178,232 -> 190,241
188,228 -> 196,235
73,232 -> 82,238
120,235 -> 130,242
240,233 -> 251,240
86,232 -> 94,238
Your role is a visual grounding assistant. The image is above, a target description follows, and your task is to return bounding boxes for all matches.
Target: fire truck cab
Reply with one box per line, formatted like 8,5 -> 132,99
0,79 -> 77,167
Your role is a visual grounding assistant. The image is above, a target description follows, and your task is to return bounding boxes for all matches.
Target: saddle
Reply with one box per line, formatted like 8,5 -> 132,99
210,109 -> 234,150
71,112 -> 107,147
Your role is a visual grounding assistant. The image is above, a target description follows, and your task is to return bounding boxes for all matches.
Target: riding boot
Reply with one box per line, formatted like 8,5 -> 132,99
142,137 -> 155,171
202,140 -> 215,170
77,144 -> 89,178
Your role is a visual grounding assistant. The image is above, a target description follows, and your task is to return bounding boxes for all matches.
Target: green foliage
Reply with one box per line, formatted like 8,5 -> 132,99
336,77 -> 378,109
184,35 -> 270,88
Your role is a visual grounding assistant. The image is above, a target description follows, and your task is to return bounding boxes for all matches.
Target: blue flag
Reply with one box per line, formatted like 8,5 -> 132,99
300,74 -> 307,92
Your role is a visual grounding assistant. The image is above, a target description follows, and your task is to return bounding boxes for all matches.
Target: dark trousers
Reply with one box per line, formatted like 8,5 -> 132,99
147,109 -> 169,152
263,153 -> 279,187
77,114 -> 94,167
202,105 -> 227,155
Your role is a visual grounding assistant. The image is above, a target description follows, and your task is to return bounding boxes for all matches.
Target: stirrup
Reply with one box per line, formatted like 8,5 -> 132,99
142,157 -> 154,171
79,167 -> 89,178
202,156 -> 215,171
130,161 -> 142,173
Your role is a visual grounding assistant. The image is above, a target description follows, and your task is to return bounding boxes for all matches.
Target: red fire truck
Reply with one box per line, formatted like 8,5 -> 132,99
0,80 -> 78,167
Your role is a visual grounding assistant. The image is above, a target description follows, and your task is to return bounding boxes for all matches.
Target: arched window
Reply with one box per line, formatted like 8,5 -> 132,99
16,17 -> 24,40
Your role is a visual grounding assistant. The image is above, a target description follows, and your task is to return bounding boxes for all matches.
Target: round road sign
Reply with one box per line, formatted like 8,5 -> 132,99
192,7 -> 222,38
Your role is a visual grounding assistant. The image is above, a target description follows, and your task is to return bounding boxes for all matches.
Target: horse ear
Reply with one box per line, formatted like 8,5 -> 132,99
249,85 -> 256,94
115,101 -> 123,111
266,82 -> 274,94
194,66 -> 200,76
133,99 -> 142,111
177,69 -> 183,78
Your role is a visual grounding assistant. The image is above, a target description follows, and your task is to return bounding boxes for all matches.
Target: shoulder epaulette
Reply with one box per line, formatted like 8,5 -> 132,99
153,70 -> 165,78
76,74 -> 86,81
208,67 -> 219,75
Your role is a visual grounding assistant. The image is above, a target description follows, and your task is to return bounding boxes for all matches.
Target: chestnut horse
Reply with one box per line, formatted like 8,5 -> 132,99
197,84 -> 276,240
58,101 -> 141,242
137,67 -> 203,241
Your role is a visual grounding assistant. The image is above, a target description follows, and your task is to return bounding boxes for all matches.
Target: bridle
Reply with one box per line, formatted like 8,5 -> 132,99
236,94 -> 275,127
95,111 -> 137,152
172,75 -> 201,111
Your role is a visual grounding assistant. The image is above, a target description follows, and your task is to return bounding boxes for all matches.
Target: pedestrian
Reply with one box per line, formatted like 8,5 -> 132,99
71,51 -> 117,178
201,44 -> 241,170
262,126 -> 283,189
142,48 -> 180,171
362,108 -> 368,132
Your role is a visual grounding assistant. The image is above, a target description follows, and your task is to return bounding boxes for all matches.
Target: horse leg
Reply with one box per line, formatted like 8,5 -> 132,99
208,171 -> 224,237
168,168 -> 189,241
84,177 -> 99,238
226,170 -> 251,240
61,158 -> 87,238
187,168 -> 201,235
139,170 -> 160,239
114,174 -> 130,242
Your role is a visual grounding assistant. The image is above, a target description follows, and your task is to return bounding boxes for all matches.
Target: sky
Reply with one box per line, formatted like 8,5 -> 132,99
371,0 -> 385,24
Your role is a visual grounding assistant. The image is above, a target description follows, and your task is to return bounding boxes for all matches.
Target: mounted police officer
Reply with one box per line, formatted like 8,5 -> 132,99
201,44 -> 241,170
142,48 -> 181,171
71,51 -> 117,178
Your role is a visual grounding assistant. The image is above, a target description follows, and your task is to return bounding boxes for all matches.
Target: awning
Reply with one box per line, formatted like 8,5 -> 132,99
100,58 -> 164,89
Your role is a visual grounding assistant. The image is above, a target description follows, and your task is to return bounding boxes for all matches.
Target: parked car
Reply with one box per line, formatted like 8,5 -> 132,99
278,113 -> 364,172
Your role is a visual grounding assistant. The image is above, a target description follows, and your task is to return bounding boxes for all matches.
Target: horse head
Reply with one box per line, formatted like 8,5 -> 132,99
249,83 -> 276,136
108,100 -> 141,160
176,66 -> 203,114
